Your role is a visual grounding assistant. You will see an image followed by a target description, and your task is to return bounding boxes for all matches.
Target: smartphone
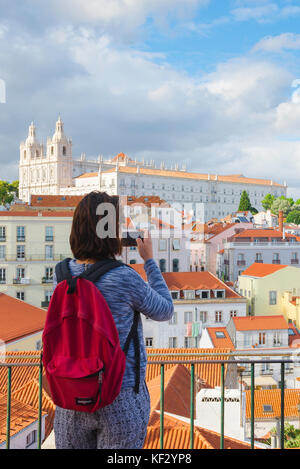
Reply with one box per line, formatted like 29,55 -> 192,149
121,231 -> 144,247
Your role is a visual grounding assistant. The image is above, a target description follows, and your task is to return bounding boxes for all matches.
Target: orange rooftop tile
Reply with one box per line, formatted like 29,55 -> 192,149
241,263 -> 288,278
232,315 -> 288,331
0,294 -> 46,343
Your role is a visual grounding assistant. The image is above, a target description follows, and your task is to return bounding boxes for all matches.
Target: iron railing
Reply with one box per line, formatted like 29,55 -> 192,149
0,352 -> 298,450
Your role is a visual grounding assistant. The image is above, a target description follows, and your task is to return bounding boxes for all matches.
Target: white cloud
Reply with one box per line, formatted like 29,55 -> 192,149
253,33 -> 300,53
231,3 -> 279,22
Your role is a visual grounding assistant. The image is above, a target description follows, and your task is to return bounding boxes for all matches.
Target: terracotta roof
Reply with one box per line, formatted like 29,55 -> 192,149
0,210 -> 74,217
30,195 -> 83,208
75,172 -> 99,179
146,348 -> 231,389
111,152 -> 134,162
232,315 -> 289,331
245,389 -> 300,420
206,327 -> 235,350
241,263 -> 288,278
0,394 -> 46,445
147,365 -> 201,427
233,229 -> 296,240
12,379 -> 55,440
288,322 -> 300,347
130,267 -> 242,298
144,414 -> 254,449
0,294 -> 46,343
100,166 -> 284,187
0,352 -> 42,395
125,196 -> 169,207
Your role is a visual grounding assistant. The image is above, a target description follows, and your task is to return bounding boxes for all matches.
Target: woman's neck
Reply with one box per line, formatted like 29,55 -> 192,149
76,259 -> 97,265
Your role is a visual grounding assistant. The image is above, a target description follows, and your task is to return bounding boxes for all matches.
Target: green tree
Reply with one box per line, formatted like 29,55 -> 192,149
270,197 -> 292,217
0,180 -> 19,205
286,210 -> 300,224
261,193 -> 275,211
238,190 -> 252,211
270,423 -> 300,449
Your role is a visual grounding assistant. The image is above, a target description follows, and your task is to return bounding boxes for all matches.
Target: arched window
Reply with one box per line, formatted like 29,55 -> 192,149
51,146 -> 54,156
172,258 -> 179,272
24,150 -> 26,159
159,259 -> 166,273
63,146 -> 66,156
36,150 -> 39,157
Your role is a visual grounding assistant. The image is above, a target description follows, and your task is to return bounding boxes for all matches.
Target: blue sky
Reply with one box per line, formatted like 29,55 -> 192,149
1,0 -> 300,198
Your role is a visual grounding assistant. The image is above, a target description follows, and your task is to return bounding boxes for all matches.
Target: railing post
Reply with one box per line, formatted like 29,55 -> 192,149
37,357 -> 43,449
190,364 -> 195,450
6,366 -> 12,450
160,364 -> 164,450
280,362 -> 285,449
220,362 -> 225,449
250,363 -> 255,449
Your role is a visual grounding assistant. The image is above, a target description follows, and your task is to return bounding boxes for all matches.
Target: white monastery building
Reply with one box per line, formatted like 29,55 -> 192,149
19,118 -> 287,222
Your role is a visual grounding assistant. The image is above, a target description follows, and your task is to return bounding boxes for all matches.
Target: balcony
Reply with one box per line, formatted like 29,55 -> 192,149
254,260 -> 263,263
272,260 -> 281,264
16,237 -> 25,242
291,259 -> 299,265
0,236 -> 6,242
42,277 -> 53,284
45,236 -> 54,242
0,352 -> 297,450
13,278 -> 30,285
237,260 -> 246,266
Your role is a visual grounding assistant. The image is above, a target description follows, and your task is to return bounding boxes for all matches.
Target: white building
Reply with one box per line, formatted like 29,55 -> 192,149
138,269 -> 247,349
19,119 -> 287,222
218,228 -> 300,282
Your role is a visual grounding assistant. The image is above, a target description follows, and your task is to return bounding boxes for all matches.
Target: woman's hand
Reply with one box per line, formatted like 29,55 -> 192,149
136,230 -> 153,262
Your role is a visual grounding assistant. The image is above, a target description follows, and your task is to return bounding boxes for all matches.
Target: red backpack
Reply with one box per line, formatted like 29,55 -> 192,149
42,258 -> 140,413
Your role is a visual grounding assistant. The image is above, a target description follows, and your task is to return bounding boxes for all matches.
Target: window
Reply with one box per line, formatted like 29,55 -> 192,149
273,332 -> 281,346
26,430 -> 37,448
17,245 -> 25,260
195,311 -> 207,323
159,239 -> 167,251
129,246 -> 136,251
45,267 -> 53,280
215,311 -> 222,323
16,291 -> 25,301
36,340 -> 42,350
171,291 -> 179,300
17,226 -> 25,241
269,291 -> 277,305
184,311 -> 193,324
259,332 -> 266,345
45,290 -> 52,302
184,290 -> 195,300
214,290 -> 225,299
0,226 -> 6,241
263,405 -> 273,413
230,310 -> 237,318
0,268 -> 6,283
45,226 -> 54,241
0,245 -> 5,260
45,245 -> 53,260
16,267 -> 25,279
172,239 -> 180,250
255,253 -> 262,261
63,146 -> 67,156
169,337 -> 177,348
198,290 -> 210,299
172,258 -> 179,272
129,260 -> 136,264
215,331 -> 226,338
169,311 -> 177,325
159,259 -> 166,272
145,337 -> 153,347
184,337 -> 195,348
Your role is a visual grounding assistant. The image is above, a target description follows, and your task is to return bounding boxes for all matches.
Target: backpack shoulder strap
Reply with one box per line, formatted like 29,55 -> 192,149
55,258 -> 72,284
80,259 -> 125,284
123,311 -> 141,394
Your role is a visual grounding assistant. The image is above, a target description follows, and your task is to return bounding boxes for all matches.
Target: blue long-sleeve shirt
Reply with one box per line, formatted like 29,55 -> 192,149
53,258 -> 174,389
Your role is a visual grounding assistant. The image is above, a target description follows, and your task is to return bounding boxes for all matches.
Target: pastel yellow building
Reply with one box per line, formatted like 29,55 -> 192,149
0,210 -> 73,308
238,263 -> 300,328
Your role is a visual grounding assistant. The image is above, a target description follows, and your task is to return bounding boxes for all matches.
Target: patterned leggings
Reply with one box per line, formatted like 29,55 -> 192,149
54,381 -> 151,449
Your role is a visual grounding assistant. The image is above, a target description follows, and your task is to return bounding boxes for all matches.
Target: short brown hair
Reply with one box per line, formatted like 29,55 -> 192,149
69,191 -> 122,261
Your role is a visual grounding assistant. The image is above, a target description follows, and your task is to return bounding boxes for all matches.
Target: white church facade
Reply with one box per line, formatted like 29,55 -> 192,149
19,118 -> 287,221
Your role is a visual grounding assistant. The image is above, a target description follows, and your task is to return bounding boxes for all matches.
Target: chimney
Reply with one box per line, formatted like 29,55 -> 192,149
278,210 -> 283,234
